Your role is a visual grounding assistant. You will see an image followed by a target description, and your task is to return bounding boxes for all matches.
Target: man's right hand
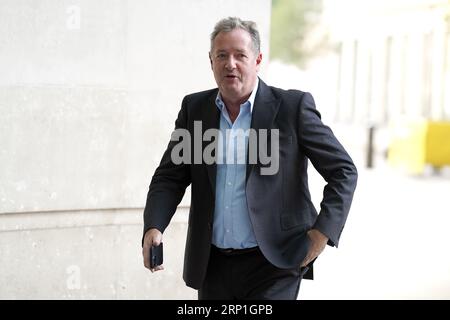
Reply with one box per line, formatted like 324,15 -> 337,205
143,228 -> 164,273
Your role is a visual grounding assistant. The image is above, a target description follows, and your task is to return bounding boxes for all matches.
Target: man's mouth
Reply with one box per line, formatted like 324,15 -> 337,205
225,75 -> 239,80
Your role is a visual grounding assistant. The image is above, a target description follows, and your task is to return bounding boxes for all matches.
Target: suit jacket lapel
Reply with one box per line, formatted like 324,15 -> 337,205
202,90 -> 220,194
246,79 -> 281,182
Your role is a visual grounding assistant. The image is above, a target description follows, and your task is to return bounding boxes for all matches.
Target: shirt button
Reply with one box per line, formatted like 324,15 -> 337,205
227,182 -> 232,186
225,206 -> 229,209
226,229 -> 230,233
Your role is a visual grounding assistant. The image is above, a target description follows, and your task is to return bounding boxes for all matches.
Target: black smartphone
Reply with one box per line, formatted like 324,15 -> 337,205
150,243 -> 163,268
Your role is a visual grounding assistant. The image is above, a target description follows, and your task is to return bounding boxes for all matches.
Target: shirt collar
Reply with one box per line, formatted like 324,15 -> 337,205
215,78 -> 259,113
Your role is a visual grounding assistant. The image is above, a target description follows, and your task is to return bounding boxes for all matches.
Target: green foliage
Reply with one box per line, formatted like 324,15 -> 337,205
270,0 -> 323,68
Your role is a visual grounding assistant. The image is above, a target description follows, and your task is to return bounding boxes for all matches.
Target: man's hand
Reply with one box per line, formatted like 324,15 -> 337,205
143,228 -> 164,273
301,229 -> 328,267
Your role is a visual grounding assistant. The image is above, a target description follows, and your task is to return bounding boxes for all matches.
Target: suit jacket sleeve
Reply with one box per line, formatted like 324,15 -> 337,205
142,96 -> 192,242
297,92 -> 358,247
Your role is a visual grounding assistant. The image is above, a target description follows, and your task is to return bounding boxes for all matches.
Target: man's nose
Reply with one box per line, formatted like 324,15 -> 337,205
225,56 -> 236,70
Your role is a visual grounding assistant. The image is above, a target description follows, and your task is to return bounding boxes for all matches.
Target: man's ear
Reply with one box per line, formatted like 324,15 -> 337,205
209,52 -> 213,70
255,52 -> 263,72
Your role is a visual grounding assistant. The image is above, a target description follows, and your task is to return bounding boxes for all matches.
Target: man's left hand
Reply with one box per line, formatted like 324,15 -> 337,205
301,229 -> 328,267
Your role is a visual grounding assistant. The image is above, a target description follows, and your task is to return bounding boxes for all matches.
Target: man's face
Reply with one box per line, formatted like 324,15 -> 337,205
210,28 -> 262,103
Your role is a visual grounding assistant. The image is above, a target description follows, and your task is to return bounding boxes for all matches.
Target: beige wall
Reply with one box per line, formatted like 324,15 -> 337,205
0,0 -> 272,299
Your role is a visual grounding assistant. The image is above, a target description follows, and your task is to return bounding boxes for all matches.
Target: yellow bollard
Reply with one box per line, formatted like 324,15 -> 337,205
388,120 -> 450,174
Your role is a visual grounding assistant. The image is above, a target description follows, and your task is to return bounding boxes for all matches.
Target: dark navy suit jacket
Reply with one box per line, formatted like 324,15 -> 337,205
143,79 -> 358,289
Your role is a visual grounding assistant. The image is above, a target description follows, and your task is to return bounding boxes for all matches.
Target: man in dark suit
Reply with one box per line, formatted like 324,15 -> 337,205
142,17 -> 357,300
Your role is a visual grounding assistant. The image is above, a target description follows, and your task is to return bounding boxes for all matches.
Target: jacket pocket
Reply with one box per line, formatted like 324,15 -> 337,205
280,213 -> 309,230
279,134 -> 293,144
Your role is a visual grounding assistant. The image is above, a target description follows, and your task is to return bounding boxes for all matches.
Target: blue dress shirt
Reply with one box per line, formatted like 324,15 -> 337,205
211,80 -> 259,249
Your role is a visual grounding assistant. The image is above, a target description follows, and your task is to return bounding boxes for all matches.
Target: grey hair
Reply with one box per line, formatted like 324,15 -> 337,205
210,17 -> 261,54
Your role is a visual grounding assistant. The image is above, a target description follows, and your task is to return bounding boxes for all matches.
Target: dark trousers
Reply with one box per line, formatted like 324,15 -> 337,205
198,245 -> 308,300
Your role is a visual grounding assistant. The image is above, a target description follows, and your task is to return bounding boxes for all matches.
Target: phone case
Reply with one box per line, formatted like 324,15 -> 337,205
150,243 -> 163,268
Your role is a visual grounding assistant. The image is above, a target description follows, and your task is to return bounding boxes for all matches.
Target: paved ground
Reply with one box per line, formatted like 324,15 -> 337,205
300,160 -> 450,299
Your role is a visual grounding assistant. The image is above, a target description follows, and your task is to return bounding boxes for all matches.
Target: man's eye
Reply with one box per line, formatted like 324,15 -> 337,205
217,54 -> 226,59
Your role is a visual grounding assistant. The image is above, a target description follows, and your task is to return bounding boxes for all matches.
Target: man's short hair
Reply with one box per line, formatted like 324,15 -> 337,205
210,17 -> 260,54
